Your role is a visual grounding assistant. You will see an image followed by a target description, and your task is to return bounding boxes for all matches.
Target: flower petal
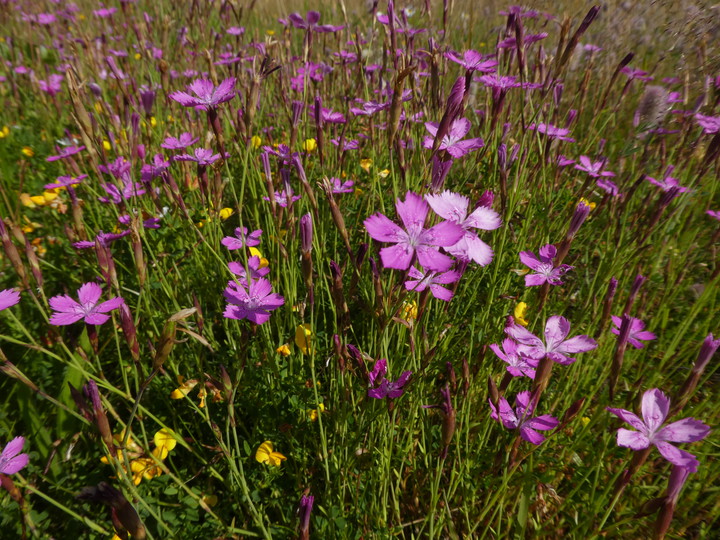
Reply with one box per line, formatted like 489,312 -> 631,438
641,389 -> 670,433
606,407 -> 646,431
380,244 -> 415,270
77,282 -> 103,306
616,428 -> 650,450
364,213 -> 405,242
544,316 -> 570,350
656,418 -> 711,444
655,441 -> 700,472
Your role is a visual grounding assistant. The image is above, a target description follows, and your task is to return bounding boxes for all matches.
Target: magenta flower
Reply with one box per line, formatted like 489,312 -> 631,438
425,190 -> 501,266
49,282 -> 124,326
44,174 -> 87,189
528,123 -> 575,142
707,210 -> 720,221
38,74 -> 63,97
325,177 -> 354,194
364,191 -> 465,272
0,437 -> 29,474
645,167 -> 690,195
169,78 -> 236,110
161,133 -> 199,150
288,11 -> 343,32
98,180 -> 146,204
490,338 -> 539,378
506,315 -> 597,364
350,100 -> 389,116
422,118 -> 484,158
227,257 -> 270,286
574,156 -> 615,178
0,289 -> 21,311
607,389 -> 710,472
621,66 -> 653,82
263,187 -> 301,208
611,316 -> 656,349
695,114 -> 720,134
221,227 -> 262,250
367,359 -> 412,399
519,244 -> 573,287
597,178 -> 621,196
404,266 -> 462,301
489,391 -> 558,445
444,50 -> 498,73
223,277 -> 284,324
174,148 -> 223,166
46,145 -> 85,162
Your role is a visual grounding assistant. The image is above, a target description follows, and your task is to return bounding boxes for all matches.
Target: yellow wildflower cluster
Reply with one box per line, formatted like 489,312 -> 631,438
20,188 -> 67,213
255,441 -> 286,467
100,429 -> 177,485
170,375 -> 222,408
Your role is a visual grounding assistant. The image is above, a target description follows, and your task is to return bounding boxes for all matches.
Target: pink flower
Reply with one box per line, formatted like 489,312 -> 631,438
161,133 -> 199,150
221,227 -> 262,250
519,244 -> 573,286
695,114 -> 720,134
528,123 -> 575,142
574,156 -> 615,178
607,389 -> 710,472
422,118 -> 484,158
223,277 -> 284,324
490,339 -> 538,378
444,50 -> 498,72
489,391 -> 558,445
611,316 -> 657,349
425,190 -> 501,266
0,289 -> 21,311
505,315 -> 597,364
367,359 -> 412,399
174,148 -> 223,166
404,266 -> 462,301
49,283 -> 124,326
0,436 -> 29,474
364,191 -> 465,272
169,78 -> 236,110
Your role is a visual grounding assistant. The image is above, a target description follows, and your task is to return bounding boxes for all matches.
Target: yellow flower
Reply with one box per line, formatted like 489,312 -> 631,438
377,169 -> 390,178
202,494 -> 218,507
401,299 -> 418,321
197,388 -> 207,408
307,403 -> 325,422
276,344 -> 291,356
103,140 -> 111,151
94,102 -> 103,114
153,428 -> 177,460
359,158 -> 372,173
255,441 -> 286,466
581,417 -> 591,427
0,126 -> 9,138
170,375 -> 198,399
579,197 -> 596,210
302,138 -> 317,152
219,207 -> 234,220
31,238 -> 46,257
21,216 -> 42,233
514,302 -> 529,326
134,53 -> 142,60
250,135 -> 262,149
21,146 -> 34,157
248,247 -> 269,268
266,29 -> 276,36
167,114 -> 175,123
295,324 -> 312,354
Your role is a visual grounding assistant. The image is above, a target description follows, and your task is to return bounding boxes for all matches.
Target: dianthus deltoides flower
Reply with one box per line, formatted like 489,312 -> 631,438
607,389 -> 710,472
367,359 -> 412,399
364,191 -> 465,272
519,244 -> 573,286
49,282 -> 124,325
505,315 -> 597,364
489,391 -> 558,445
223,276 -> 284,324
0,436 -> 29,474
169,78 -> 236,111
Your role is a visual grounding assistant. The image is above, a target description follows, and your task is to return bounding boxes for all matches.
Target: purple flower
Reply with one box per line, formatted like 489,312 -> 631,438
169,78 -> 236,110
695,114 -> 720,134
422,118 -> 484,158
611,316 -> 656,349
528,123 -> 575,142
364,191 -> 465,272
44,174 -> 87,189
38,74 -> 64,97
161,133 -> 199,150
444,50 -> 497,73
404,266 -> 462,301
367,359 -> 412,399
46,145 -> 85,162
223,277 -> 284,324
49,282 -> 124,326
506,315 -> 597,364
325,177 -> 354,194
707,210 -> 720,221
621,66 -> 653,82
98,180 -> 146,204
228,257 -> 270,286
425,190 -> 501,266
574,156 -> 615,177
645,167 -> 690,194
222,227 -> 262,250
519,244 -> 573,287
0,289 -> 21,311
0,437 -> 29,474
490,339 -> 538,378
174,148 -> 223,166
263,187 -> 301,208
607,389 -> 710,472
288,11 -> 343,32
597,178 -> 621,196
489,391 -> 558,445
350,100 -> 389,116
